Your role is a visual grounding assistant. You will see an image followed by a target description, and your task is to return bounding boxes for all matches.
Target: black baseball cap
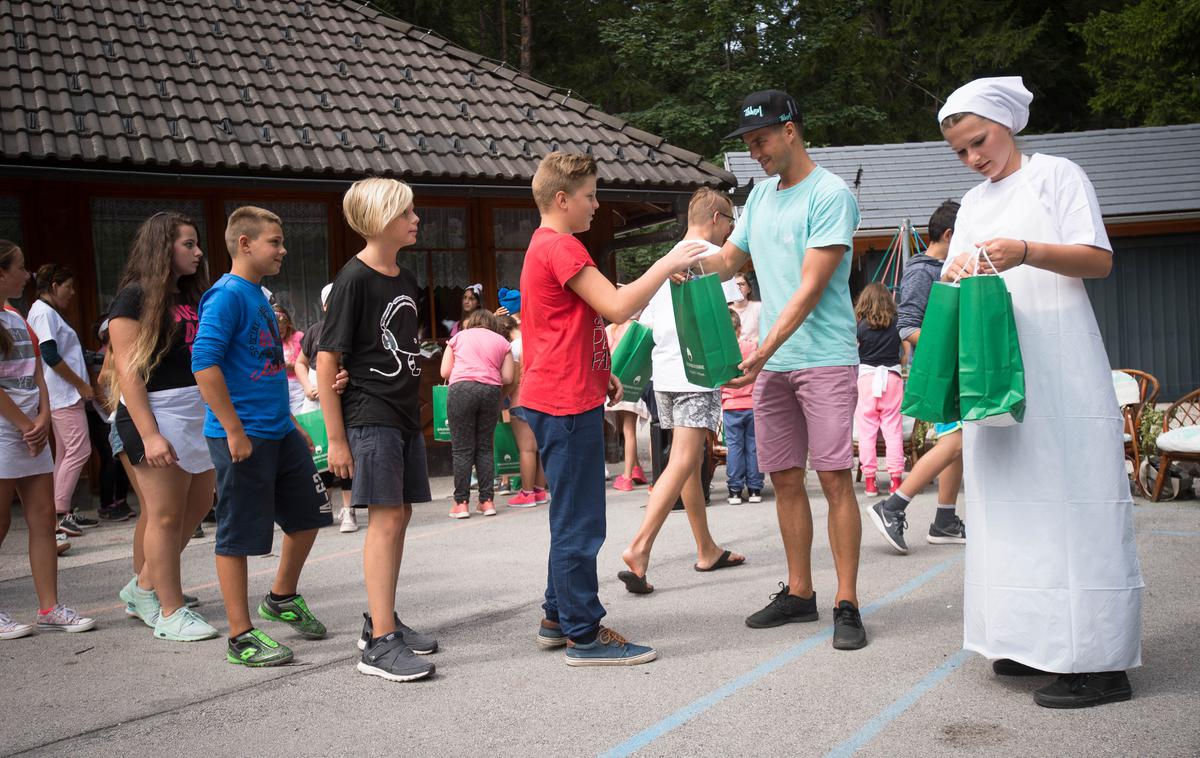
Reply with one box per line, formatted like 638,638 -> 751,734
725,90 -> 802,139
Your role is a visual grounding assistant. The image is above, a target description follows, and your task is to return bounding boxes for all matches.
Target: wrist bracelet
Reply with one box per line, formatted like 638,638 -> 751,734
1020,239 -> 1029,265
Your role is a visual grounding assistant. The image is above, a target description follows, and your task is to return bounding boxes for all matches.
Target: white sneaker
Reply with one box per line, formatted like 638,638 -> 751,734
0,610 -> 34,640
36,604 -> 96,633
748,491 -> 763,503
154,606 -> 219,641
55,531 -> 71,555
339,507 -> 359,533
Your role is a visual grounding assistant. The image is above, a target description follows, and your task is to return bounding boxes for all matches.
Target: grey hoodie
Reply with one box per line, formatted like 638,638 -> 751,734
896,253 -> 946,340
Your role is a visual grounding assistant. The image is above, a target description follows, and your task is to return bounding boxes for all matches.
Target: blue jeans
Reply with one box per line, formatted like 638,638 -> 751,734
524,405 -> 607,642
723,409 -> 763,492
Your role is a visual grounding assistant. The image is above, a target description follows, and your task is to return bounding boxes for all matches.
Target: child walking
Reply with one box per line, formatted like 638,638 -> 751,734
604,316 -> 648,491
441,308 -> 515,518
501,313 -> 549,508
853,282 -> 905,496
0,241 -> 95,639
318,178 -> 439,683
521,152 -> 702,665
192,207 -> 332,667
723,308 -> 763,504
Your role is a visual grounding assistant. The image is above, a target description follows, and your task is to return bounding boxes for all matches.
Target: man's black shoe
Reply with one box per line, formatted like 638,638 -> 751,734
831,600 -> 868,650
745,583 -> 818,628
993,658 -> 1052,676
1033,671 -> 1132,709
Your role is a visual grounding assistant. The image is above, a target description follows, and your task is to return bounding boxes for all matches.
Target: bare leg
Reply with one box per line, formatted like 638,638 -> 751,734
179,469 -> 216,552
897,431 -> 962,500
272,527 -> 318,597
134,463 -> 191,614
17,475 -> 59,610
0,483 -> 11,548
621,411 -> 639,478
772,467 -> 814,598
512,415 -> 540,490
215,554 -> 250,636
363,505 -> 412,637
121,453 -> 149,577
818,469 -> 861,606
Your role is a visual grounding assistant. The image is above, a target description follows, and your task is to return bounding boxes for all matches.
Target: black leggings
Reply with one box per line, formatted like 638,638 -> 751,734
447,381 -> 501,503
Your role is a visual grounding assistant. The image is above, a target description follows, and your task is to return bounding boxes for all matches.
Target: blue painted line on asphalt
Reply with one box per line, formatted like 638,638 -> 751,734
822,648 -> 971,758
598,555 -> 964,758
1148,530 -> 1200,536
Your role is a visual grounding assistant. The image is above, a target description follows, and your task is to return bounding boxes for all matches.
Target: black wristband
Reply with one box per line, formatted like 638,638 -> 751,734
1019,239 -> 1029,266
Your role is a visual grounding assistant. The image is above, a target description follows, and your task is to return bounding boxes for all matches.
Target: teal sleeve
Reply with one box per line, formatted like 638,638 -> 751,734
807,187 -> 859,251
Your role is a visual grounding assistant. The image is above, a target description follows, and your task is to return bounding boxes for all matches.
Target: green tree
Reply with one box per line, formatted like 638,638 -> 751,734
1076,0 -> 1200,125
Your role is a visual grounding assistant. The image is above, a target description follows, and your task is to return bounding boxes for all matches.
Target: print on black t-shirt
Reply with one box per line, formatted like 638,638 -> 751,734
317,258 -> 422,432
107,283 -> 200,391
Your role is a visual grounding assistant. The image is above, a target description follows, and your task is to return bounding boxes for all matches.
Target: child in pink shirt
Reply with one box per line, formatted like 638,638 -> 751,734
721,309 -> 763,504
440,309 -> 515,517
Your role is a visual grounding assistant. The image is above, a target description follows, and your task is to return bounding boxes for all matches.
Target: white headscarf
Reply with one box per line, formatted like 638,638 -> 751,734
937,77 -> 1034,134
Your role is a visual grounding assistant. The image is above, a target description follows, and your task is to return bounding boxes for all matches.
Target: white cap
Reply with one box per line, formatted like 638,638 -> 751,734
938,76 -> 1033,135
320,283 -> 333,307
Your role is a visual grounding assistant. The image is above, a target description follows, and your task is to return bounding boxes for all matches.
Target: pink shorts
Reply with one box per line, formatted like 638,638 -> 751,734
752,366 -> 857,473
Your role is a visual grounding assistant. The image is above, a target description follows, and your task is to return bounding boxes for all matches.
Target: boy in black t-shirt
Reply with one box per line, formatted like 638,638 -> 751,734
317,178 -> 436,682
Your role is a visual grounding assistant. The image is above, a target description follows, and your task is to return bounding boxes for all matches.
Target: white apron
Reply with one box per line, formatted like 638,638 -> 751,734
958,160 -> 1144,673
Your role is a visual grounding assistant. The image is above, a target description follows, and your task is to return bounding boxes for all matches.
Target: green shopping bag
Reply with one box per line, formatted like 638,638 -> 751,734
901,281 -> 961,423
293,409 -> 330,472
958,274 -> 1025,424
610,321 -> 654,399
432,384 -> 450,442
493,421 -> 521,475
671,272 -> 742,388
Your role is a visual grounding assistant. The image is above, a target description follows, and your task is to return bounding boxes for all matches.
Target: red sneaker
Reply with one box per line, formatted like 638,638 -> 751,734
508,490 -> 539,508
613,475 -> 634,492
864,477 -> 878,497
630,465 -> 648,485
889,476 -> 904,496
478,500 -> 497,516
533,487 -> 550,504
449,501 -> 470,519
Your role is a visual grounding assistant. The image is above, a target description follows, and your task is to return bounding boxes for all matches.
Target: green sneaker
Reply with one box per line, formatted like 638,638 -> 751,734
226,628 -> 293,667
118,576 -> 160,628
257,593 -> 327,639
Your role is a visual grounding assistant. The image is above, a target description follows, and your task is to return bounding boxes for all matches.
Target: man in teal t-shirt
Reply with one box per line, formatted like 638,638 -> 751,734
705,90 -> 867,651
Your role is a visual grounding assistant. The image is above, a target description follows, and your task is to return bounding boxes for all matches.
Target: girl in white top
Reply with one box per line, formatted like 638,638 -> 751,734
0,241 -> 96,639
728,272 -> 761,341
939,77 -> 1143,709
26,265 -> 93,530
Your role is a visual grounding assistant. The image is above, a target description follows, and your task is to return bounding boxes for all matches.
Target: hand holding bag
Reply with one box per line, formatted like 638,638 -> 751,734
671,266 -> 743,388
957,248 -> 1026,425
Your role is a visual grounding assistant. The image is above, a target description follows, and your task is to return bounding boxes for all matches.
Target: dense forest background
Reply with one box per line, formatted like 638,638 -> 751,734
376,0 -> 1199,160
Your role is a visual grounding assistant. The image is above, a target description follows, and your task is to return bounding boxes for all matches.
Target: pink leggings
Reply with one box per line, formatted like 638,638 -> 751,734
51,400 -> 92,515
855,372 -> 905,478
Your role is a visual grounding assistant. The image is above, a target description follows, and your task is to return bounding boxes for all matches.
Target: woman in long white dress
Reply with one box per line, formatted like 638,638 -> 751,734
938,77 -> 1144,709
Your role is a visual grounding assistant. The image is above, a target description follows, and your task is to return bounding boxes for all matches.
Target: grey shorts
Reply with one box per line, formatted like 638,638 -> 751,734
347,425 -> 432,507
655,390 -> 721,432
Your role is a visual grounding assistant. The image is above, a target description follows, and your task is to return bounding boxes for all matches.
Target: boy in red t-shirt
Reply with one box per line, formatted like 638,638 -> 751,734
520,152 -> 701,666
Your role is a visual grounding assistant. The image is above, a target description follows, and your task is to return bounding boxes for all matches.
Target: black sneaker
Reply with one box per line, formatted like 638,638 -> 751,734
745,583 -> 819,628
1033,671 -> 1132,709
57,514 -> 84,537
727,489 -> 744,505
98,502 -> 134,522
993,658 -> 1052,677
357,631 -> 435,682
832,600 -> 868,650
868,501 -> 908,554
927,516 -> 966,544
203,508 -> 217,523
70,510 -> 100,528
357,612 -> 438,654
192,524 -> 205,539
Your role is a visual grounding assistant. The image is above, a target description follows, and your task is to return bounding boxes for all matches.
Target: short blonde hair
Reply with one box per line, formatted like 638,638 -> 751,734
225,206 -> 282,255
342,177 -> 413,239
531,152 -> 597,212
686,187 -> 732,225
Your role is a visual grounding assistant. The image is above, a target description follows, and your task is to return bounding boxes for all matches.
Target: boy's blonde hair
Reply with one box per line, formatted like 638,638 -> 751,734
343,177 -> 414,239
225,206 -> 282,255
532,152 -> 597,212
687,187 -> 732,225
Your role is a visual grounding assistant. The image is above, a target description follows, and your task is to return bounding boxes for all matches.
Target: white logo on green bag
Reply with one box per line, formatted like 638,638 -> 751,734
686,347 -> 694,362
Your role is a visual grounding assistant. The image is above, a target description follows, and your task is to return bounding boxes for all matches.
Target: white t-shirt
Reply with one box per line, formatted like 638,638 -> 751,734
26,299 -> 87,410
640,240 -> 740,393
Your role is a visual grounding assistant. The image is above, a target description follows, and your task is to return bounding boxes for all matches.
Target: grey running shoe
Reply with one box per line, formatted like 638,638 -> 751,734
927,516 -> 966,544
358,632 -> 435,682
357,612 -> 437,654
868,500 -> 909,554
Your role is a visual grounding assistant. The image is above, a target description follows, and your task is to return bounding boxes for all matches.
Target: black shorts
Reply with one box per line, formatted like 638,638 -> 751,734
347,425 -> 432,508
207,430 -> 333,557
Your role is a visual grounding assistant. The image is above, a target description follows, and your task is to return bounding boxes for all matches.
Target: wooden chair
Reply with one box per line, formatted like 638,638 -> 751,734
1113,369 -> 1160,497
1150,387 -> 1200,502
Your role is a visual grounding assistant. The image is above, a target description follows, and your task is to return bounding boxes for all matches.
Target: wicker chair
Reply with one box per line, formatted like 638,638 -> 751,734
1150,387 -> 1200,502
1113,369 -> 1160,497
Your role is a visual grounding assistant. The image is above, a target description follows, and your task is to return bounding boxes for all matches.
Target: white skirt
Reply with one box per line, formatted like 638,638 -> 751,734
120,386 -> 214,475
0,392 -> 54,479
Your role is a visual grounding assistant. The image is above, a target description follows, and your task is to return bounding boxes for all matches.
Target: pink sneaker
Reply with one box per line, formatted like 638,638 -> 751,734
449,501 -> 470,519
864,476 -> 878,496
630,465 -> 648,485
508,490 -> 539,508
889,476 -> 904,496
534,487 -> 550,504
478,500 -> 497,516
613,475 -> 634,492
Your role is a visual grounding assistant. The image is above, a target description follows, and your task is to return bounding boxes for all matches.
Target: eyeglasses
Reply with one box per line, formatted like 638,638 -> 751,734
717,212 -> 736,223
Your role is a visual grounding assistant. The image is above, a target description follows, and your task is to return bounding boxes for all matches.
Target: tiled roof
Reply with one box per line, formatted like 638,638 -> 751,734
0,0 -> 734,191
725,124 -> 1200,233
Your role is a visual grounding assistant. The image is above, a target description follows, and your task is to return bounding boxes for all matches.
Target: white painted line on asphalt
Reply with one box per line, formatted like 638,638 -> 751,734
598,554 -> 965,758
822,649 -> 972,758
